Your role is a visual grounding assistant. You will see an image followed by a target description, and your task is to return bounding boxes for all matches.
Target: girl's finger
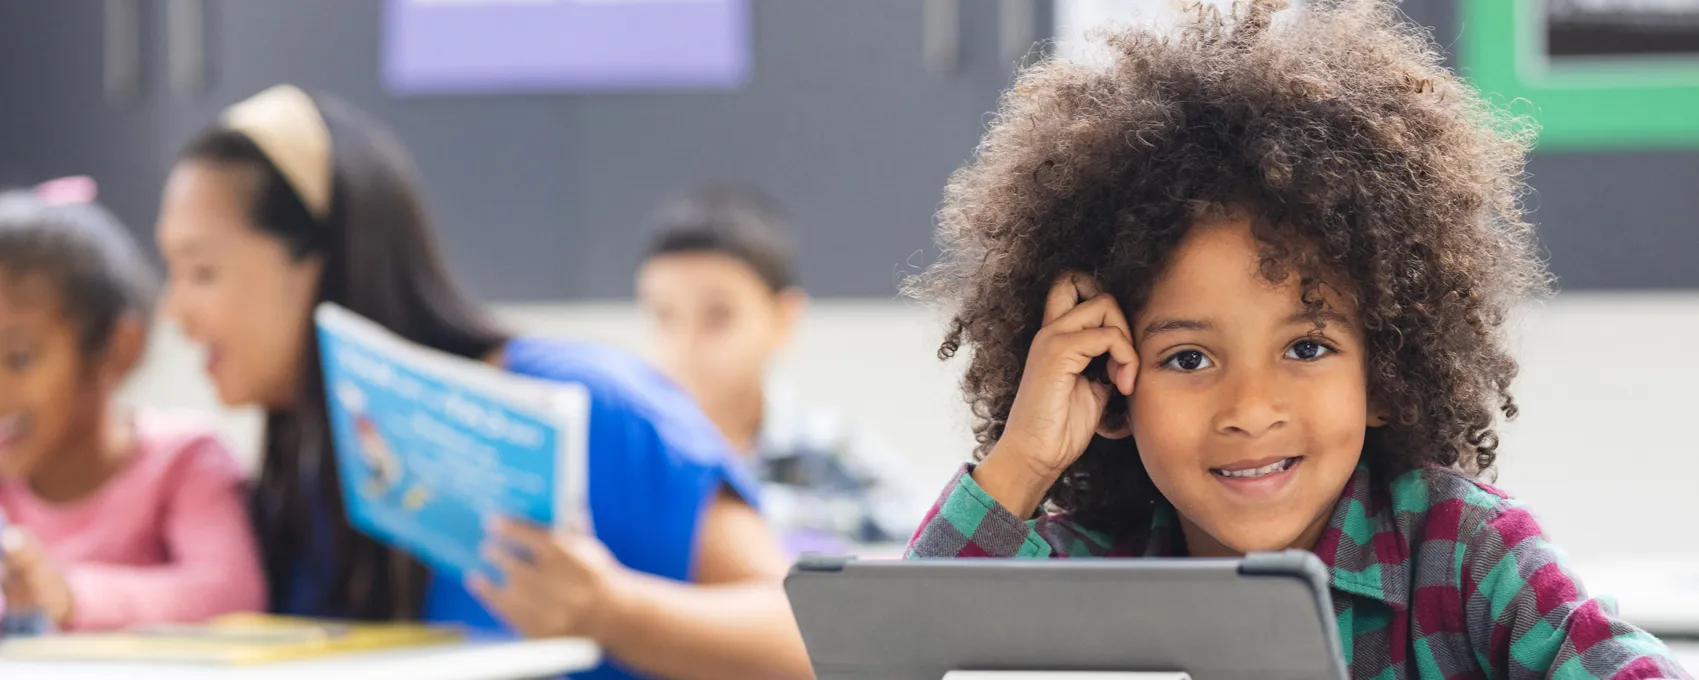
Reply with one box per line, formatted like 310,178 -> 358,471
1117,356 -> 1140,396
487,517 -> 551,551
467,574 -> 539,631
1046,293 -> 1134,338
482,543 -> 524,576
1086,378 -> 1111,408
1070,272 -> 1102,301
1,529 -> 43,571
487,542 -> 579,602
1042,272 -> 1088,325
486,517 -> 565,568
1049,327 -> 1140,377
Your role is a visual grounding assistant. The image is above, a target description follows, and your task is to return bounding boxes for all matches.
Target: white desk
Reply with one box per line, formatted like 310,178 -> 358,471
0,636 -> 600,680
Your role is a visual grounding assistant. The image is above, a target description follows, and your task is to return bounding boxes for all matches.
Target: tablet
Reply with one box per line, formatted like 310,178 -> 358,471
785,550 -> 1348,680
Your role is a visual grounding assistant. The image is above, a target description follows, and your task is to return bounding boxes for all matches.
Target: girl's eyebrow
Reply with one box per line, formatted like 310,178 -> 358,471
1140,317 -> 1213,341
0,325 -> 35,343
170,237 -> 208,255
167,230 -> 227,256
1282,310 -> 1352,328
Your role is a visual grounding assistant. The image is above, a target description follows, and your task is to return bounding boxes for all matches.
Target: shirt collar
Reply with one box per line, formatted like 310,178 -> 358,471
1140,463 -> 1411,609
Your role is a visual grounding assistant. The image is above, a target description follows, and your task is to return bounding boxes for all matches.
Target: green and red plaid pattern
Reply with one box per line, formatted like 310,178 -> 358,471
907,464 -> 1691,680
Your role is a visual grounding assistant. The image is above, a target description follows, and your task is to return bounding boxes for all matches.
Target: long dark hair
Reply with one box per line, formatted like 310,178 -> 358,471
181,94 -> 508,620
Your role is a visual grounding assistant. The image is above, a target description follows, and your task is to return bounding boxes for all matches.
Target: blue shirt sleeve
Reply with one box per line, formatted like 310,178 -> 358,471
422,337 -> 759,664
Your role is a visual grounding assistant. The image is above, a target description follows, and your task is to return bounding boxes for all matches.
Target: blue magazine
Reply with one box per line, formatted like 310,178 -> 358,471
315,303 -> 590,581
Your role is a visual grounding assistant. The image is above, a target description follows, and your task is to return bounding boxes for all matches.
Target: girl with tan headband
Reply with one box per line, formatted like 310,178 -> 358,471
153,86 -> 810,680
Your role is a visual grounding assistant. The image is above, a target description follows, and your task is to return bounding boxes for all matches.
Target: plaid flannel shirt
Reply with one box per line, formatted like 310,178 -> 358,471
907,464 -> 1691,680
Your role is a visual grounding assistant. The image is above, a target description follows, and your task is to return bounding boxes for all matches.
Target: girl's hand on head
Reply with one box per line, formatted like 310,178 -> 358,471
975,272 -> 1137,517
468,518 -> 630,641
0,527 -> 74,627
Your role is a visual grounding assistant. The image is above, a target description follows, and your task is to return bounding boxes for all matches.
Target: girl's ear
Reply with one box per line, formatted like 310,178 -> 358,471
96,313 -> 149,392
287,253 -> 327,301
1366,400 -> 1389,428
774,285 -> 805,331
1096,395 -> 1133,439
1096,422 -> 1133,439
774,286 -> 808,345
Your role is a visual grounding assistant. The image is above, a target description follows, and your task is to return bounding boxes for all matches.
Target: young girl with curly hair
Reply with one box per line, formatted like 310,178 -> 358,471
903,1 -> 1690,678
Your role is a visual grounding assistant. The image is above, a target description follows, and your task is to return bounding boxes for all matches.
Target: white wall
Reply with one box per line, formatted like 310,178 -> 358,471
1492,294 -> 1699,560
120,293 -> 1699,563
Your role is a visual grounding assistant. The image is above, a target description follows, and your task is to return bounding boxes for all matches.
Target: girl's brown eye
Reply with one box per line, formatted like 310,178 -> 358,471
1286,340 -> 1333,361
4,350 -> 35,371
1162,349 -> 1212,372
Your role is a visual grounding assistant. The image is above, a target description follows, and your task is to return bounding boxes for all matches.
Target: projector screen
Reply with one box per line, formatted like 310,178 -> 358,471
383,0 -> 751,95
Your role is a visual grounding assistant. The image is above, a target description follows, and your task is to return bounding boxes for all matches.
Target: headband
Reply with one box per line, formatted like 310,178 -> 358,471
220,84 -> 333,221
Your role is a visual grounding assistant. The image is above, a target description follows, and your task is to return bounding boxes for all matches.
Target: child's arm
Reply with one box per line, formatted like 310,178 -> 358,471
473,490 -> 813,680
908,272 -> 1137,560
62,438 -> 266,630
905,465 -> 1116,559
1462,503 -> 1690,679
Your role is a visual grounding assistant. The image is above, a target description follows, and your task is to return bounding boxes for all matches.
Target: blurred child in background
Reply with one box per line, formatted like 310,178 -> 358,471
0,177 -> 263,631
638,184 -> 927,550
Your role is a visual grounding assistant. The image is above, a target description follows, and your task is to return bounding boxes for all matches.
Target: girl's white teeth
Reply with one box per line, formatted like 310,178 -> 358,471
1216,457 -> 1296,479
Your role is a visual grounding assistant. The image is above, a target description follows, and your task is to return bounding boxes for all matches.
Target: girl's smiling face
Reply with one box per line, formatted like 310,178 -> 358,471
156,161 -> 323,409
0,273 -> 99,482
1126,216 -> 1379,557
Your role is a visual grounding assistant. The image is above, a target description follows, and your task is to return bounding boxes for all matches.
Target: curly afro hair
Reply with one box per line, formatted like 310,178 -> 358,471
907,0 -> 1550,533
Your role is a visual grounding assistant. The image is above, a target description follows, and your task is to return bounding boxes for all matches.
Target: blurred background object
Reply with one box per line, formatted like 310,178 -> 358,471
0,0 -> 1695,571
1467,0 -> 1699,147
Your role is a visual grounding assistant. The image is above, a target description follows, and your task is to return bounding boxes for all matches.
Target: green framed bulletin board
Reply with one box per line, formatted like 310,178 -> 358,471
1461,0 -> 1699,149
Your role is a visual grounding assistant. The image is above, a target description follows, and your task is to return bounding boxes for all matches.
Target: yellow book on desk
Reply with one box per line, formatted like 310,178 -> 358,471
0,613 -> 464,665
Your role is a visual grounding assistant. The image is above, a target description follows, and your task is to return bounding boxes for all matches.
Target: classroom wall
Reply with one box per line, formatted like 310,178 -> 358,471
0,0 -> 1022,300
1,0 -> 1697,299
123,293 -> 1699,564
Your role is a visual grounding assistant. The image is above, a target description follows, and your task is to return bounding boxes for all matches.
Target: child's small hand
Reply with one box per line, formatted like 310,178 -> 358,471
467,518 -> 628,641
0,527 -> 74,627
974,272 -> 1137,517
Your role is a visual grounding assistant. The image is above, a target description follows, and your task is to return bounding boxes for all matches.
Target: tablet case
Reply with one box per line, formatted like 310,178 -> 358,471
786,550 -> 1348,680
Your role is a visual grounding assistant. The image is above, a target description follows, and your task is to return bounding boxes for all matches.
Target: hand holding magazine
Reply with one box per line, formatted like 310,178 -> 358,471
314,303 -> 591,581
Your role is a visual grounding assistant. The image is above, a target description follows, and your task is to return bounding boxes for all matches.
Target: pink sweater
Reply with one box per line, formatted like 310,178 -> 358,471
0,413 -> 265,631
